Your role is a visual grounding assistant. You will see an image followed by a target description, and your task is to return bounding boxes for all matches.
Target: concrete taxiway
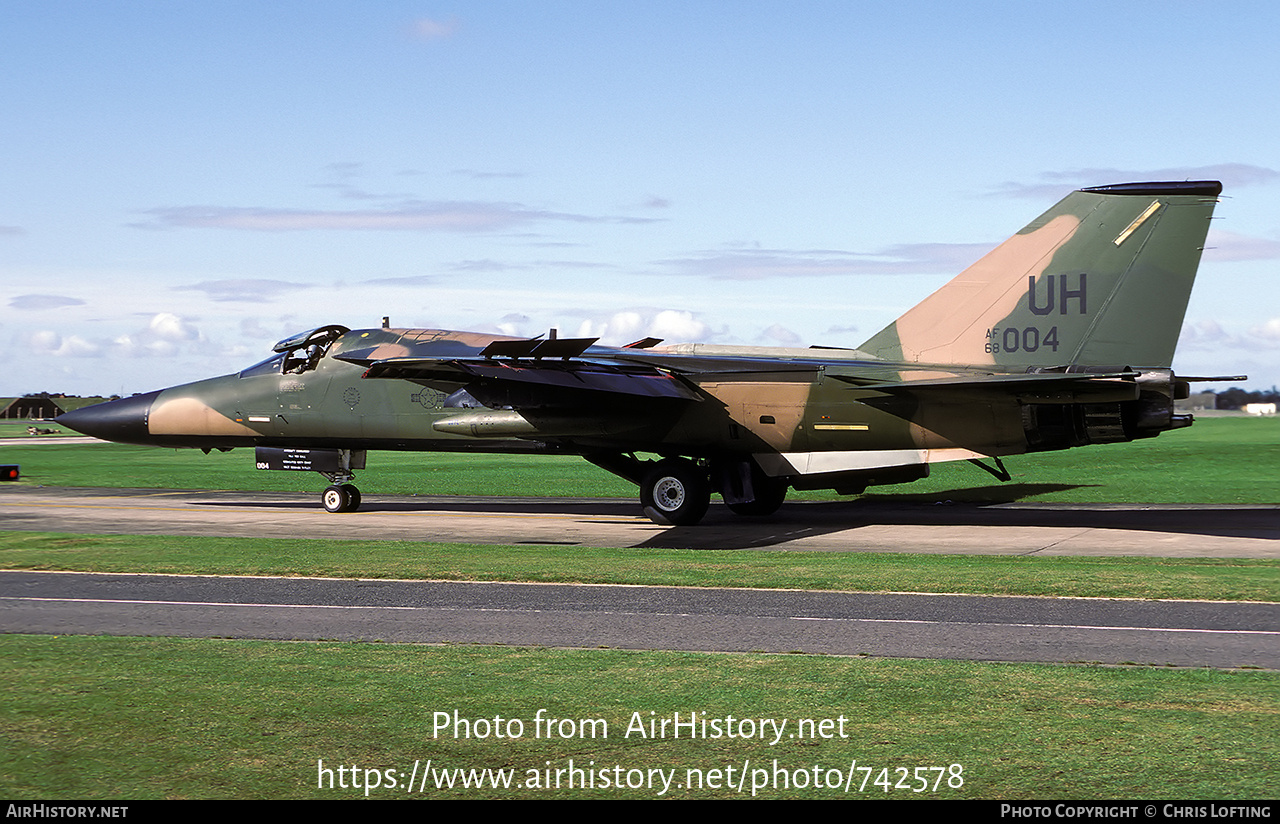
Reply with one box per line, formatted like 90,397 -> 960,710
1,485 -> 1277,556
4,570 -> 1276,668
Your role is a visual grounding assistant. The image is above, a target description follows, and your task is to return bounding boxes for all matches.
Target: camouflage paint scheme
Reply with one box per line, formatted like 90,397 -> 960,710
59,182 -> 1229,525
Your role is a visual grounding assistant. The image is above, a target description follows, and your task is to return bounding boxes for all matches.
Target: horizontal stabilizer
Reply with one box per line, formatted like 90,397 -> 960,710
1178,374 -> 1249,383
832,369 -> 1143,403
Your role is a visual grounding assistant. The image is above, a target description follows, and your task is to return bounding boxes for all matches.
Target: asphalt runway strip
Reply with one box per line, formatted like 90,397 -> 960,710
2,571 -> 1276,668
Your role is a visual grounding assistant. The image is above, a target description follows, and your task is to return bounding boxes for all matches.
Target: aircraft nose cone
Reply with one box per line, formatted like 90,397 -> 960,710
57,391 -> 161,445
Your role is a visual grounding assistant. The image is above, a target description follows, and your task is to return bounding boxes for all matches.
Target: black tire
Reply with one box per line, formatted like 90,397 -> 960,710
641,458 -> 710,526
322,484 -> 351,513
725,475 -> 787,516
341,483 -> 361,512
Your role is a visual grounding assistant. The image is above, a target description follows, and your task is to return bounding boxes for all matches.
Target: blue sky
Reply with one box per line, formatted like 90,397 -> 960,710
3,1 -> 1278,396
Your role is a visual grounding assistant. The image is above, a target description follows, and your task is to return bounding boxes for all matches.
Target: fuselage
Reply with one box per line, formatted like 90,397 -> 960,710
59,325 -> 1175,489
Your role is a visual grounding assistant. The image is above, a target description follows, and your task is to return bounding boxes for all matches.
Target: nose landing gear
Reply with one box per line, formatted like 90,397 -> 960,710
322,483 -> 362,513
255,446 -> 368,514
318,448 -> 363,513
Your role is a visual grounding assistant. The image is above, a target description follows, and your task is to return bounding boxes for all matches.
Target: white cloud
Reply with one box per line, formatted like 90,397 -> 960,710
1249,318 -> 1280,342
453,259 -> 526,272
571,308 -> 708,345
149,312 -> 199,342
663,243 -> 993,280
1179,319 -> 1280,351
410,17 -> 459,40
175,279 -> 309,302
363,274 -> 435,287
30,330 -> 60,351
27,313 -> 202,361
1203,230 -> 1280,262
137,201 -> 658,233
1179,320 -> 1233,348
576,311 -> 643,342
30,330 -> 99,357
757,324 -> 802,346
9,294 -> 85,310
648,310 -> 707,342
237,317 -> 276,340
452,169 -> 524,180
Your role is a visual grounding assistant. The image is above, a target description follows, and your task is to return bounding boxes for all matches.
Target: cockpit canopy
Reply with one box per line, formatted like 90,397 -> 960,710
240,324 -> 351,378
271,325 -> 350,354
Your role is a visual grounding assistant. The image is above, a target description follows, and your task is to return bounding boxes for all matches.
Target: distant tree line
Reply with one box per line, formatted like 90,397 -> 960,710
1204,387 -> 1280,410
20,392 -> 121,401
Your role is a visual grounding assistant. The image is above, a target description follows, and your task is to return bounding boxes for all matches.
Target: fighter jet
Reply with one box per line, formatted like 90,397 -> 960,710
59,180 -> 1239,525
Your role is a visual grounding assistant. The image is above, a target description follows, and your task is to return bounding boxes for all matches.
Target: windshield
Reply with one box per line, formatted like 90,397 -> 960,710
239,352 -> 287,378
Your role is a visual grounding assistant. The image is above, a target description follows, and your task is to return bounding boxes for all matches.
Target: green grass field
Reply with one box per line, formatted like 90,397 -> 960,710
0,416 -> 1276,799
3,636 -> 1274,800
1,532 -> 1275,602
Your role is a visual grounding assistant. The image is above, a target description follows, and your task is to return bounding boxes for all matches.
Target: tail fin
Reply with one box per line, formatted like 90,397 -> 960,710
859,181 -> 1222,369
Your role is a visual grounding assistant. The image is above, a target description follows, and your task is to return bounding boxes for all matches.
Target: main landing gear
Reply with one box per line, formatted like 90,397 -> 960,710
641,458 -> 711,526
633,456 -> 789,527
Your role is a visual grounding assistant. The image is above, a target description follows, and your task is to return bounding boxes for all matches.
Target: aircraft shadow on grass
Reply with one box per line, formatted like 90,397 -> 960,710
641,492 -> 1280,550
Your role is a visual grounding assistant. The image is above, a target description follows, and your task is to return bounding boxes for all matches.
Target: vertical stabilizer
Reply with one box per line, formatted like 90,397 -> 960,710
859,181 -> 1222,369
